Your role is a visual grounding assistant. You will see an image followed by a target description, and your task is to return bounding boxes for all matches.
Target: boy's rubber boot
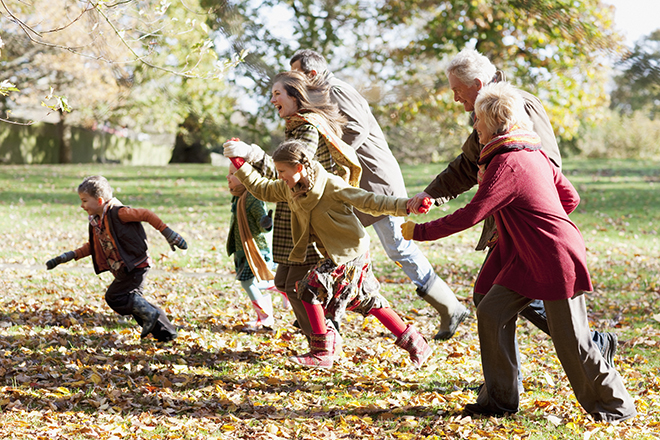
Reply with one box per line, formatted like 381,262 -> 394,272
395,325 -> 433,369
242,294 -> 274,332
133,305 -> 178,342
416,273 -> 469,340
288,324 -> 338,369
132,295 -> 160,338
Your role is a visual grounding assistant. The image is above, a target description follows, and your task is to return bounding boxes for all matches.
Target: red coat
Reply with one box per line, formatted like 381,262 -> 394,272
413,149 -> 592,300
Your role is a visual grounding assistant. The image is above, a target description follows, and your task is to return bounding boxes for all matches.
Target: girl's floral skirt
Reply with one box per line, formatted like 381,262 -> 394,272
297,251 -> 390,323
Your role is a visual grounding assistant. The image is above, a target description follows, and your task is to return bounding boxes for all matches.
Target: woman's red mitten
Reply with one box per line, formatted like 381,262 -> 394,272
418,197 -> 433,214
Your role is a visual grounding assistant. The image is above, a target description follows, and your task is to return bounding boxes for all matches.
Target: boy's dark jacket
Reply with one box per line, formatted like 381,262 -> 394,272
88,205 -> 149,274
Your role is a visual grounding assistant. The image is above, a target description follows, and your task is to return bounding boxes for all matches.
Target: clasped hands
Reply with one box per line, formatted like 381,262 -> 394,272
402,192 -> 434,240
222,138 -> 433,241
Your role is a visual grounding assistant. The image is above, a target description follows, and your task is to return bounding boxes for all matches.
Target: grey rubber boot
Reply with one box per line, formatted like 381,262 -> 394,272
132,295 -> 160,338
417,273 -> 469,340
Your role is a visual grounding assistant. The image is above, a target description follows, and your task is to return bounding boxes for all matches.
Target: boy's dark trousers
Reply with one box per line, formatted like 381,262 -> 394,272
105,266 -> 177,341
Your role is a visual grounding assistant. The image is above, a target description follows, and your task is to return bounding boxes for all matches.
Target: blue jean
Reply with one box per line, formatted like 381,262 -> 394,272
372,215 -> 434,289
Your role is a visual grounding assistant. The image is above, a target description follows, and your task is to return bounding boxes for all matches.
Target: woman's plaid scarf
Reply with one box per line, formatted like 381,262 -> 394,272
477,127 -> 542,184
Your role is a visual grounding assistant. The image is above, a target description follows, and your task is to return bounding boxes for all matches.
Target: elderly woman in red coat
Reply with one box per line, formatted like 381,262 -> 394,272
402,82 -> 636,422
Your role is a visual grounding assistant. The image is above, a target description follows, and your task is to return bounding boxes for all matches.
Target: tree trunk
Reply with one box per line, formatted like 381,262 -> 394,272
57,109 -> 72,163
169,114 -> 210,163
169,132 -> 210,163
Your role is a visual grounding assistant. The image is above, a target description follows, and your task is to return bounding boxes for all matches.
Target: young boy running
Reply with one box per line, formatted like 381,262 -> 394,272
46,175 -> 186,342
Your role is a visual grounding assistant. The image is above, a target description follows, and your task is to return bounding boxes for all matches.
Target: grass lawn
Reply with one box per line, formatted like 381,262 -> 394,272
0,159 -> 658,439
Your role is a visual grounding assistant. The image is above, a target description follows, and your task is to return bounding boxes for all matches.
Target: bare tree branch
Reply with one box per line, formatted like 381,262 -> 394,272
0,116 -> 33,125
1,0 -> 238,80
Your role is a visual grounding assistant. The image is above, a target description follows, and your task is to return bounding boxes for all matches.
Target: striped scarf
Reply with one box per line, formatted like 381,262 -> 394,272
477,127 -> 542,184
231,185 -> 274,282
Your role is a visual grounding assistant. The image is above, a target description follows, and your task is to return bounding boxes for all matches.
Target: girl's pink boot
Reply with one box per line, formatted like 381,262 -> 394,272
289,325 -> 340,369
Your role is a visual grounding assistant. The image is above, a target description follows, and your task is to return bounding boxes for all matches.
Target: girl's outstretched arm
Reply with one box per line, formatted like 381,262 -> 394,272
234,162 -> 289,204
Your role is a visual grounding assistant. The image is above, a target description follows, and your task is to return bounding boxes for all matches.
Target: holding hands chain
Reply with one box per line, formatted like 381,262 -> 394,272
402,196 -> 432,241
407,192 -> 434,214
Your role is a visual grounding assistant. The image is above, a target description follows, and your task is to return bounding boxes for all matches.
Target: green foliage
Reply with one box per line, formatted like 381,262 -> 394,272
1,0 -> 131,127
199,0 -> 626,161
202,0 -> 368,85
41,87 -> 71,114
0,0 -> 243,162
196,0 -> 374,151
109,1 -> 244,146
611,29 -> 660,118
0,80 -> 18,97
576,108 -> 660,159
368,0 -> 622,147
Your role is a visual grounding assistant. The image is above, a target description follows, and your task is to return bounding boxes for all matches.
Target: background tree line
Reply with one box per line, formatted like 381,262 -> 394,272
1,0 -> 659,165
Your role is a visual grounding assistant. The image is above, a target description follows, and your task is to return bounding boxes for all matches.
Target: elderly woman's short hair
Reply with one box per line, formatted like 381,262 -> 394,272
446,48 -> 497,86
475,82 -> 533,135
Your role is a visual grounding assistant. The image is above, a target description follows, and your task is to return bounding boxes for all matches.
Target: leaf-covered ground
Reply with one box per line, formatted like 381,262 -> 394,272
0,161 -> 659,439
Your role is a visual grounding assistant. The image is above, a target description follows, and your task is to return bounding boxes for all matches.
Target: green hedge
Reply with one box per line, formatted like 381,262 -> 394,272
0,122 -> 174,165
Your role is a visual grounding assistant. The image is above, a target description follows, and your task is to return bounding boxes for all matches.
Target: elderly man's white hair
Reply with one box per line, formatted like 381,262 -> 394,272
446,48 -> 497,86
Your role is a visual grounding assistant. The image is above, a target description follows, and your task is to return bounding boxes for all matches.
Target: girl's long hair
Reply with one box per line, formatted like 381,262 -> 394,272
272,71 -> 346,139
272,139 -> 317,199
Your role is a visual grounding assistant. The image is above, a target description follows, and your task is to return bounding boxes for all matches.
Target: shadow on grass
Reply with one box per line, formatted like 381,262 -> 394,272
0,304 -> 471,421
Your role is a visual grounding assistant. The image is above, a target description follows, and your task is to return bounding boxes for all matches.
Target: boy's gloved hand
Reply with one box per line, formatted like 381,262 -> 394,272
162,227 -> 188,251
400,220 -> 417,241
46,251 -> 76,270
260,209 -> 273,231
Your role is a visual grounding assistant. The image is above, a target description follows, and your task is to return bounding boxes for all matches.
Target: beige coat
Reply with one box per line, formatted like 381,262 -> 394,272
236,161 -> 409,265
327,73 -> 409,226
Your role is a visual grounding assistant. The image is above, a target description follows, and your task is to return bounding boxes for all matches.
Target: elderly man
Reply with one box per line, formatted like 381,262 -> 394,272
408,48 -> 617,364
290,49 -> 468,340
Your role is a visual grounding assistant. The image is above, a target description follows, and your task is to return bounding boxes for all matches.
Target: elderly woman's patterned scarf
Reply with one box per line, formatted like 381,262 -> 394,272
477,126 -> 542,184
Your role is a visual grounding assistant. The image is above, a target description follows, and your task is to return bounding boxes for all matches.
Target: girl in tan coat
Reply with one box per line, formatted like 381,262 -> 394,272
228,139 -> 432,369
